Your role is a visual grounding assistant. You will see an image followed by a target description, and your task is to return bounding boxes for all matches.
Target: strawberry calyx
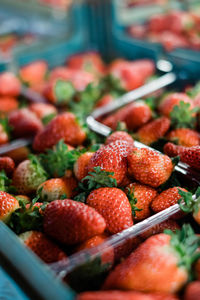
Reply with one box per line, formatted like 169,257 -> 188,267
165,224 -> 200,277
42,113 -> 56,125
74,166 -> 117,203
29,154 -> 47,181
187,81 -> 200,98
54,79 -> 75,105
170,101 -> 199,129
126,187 -> 142,217
178,187 -> 200,214
0,170 -> 16,193
0,117 -> 12,138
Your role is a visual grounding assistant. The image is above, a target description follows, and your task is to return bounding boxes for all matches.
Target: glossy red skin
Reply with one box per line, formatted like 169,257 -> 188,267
33,112 -> 86,152
43,199 -> 106,245
125,101 -> 152,131
0,97 -> 18,114
87,187 -> 133,234
95,94 -> 113,108
0,72 -> 21,97
9,108 -> 43,137
19,60 -> 48,86
29,103 -> 57,120
0,191 -> 19,222
0,157 -> 15,175
159,93 -> 193,117
105,131 -> 134,147
167,128 -> 200,147
128,24 -> 147,39
164,143 -> 200,170
20,231 -> 67,263
0,124 -> 9,145
74,152 -> 94,181
184,281 -> 200,300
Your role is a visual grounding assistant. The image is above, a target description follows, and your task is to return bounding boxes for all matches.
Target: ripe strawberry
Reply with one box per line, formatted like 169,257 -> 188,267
33,112 -> 86,152
76,233 -> 114,265
0,191 -> 19,223
105,131 -> 134,147
151,187 -> 188,214
136,117 -> 170,145
87,187 -> 133,234
103,225 -> 199,293
38,177 -> 77,202
95,94 -> 113,108
12,155 -> 47,194
159,93 -> 193,117
43,199 -> 106,245
114,236 -> 142,262
164,143 -> 200,170
74,152 -> 94,181
128,148 -> 174,187
0,97 -> 18,114
19,60 -> 48,86
125,183 -> 158,221
178,188 -> 200,225
19,231 -> 67,263
102,104 -> 131,130
140,219 -> 180,240
167,128 -> 200,147
124,100 -> 152,131
8,108 -> 43,137
87,140 -> 132,185
77,290 -> 178,300
0,157 -> 15,175
184,281 -> 200,300
29,103 -> 57,120
0,72 -> 21,97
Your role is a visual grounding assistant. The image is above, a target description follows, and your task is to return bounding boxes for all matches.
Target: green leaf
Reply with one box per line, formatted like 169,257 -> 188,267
171,156 -> 180,166
0,117 -> 12,138
187,81 -> 200,98
42,113 -> 56,125
54,80 -> 75,104
126,187 -> 142,217
0,170 -> 16,193
170,101 -> 198,129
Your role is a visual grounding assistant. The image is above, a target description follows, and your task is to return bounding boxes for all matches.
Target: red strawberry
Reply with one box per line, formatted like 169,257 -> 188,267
136,117 -> 170,145
0,191 -> 19,223
151,187 -> 188,214
128,148 -> 174,187
12,156 -> 47,194
33,112 -> 86,152
95,94 -> 113,108
103,225 -> 198,293
167,128 -> 200,147
105,131 -> 134,147
19,231 -> 67,263
159,93 -> 193,117
87,187 -> 133,234
124,101 -> 152,131
159,31 -> 189,52
38,177 -> 77,202
8,108 -> 43,137
128,24 -> 146,39
0,72 -> 21,97
140,219 -> 180,240
77,290 -> 178,300
74,152 -> 94,181
114,236 -> 142,262
87,140 -> 132,185
102,104 -> 131,130
0,97 -> 18,114
43,199 -> 106,245
164,143 -> 200,170
19,60 -> 48,86
148,14 -> 169,32
0,157 -> 15,175
29,103 -> 57,120
184,281 -> 200,300
125,183 -> 158,221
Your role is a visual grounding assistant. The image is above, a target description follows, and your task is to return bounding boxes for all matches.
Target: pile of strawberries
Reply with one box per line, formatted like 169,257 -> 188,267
0,52 -> 200,300
128,10 -> 200,51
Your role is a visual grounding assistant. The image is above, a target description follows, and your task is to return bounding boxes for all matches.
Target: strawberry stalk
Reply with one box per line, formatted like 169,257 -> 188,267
170,101 -> 199,129
178,187 -> 200,214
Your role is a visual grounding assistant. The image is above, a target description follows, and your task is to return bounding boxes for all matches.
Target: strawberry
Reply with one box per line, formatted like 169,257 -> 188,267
43,199 -> 106,245
19,231 -> 67,263
140,219 -> 180,240
87,187 -> 133,234
184,281 -> 200,300
114,236 -> 142,262
33,112 -> 86,152
136,117 -> 170,145
95,94 -> 113,108
77,290 -> 178,300
8,108 -> 43,138
151,187 -> 188,214
128,148 -> 174,187
0,119 -> 9,145
125,183 -> 158,221
0,72 -> 21,97
0,97 -> 18,114
159,93 -> 193,118
164,143 -> 200,170
38,177 -> 77,202
15,195 -> 31,205
102,104 -> 131,130
103,225 -> 200,293
29,103 -> 57,120
87,140 -> 132,185
0,191 -> 19,223
12,155 -> 47,194
124,100 -> 152,131
0,157 -> 15,175
128,24 -> 146,39
105,131 -> 134,147
167,128 -> 200,147
19,60 -> 48,86
67,52 -> 106,76
5,146 -> 30,164
74,152 -> 94,181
